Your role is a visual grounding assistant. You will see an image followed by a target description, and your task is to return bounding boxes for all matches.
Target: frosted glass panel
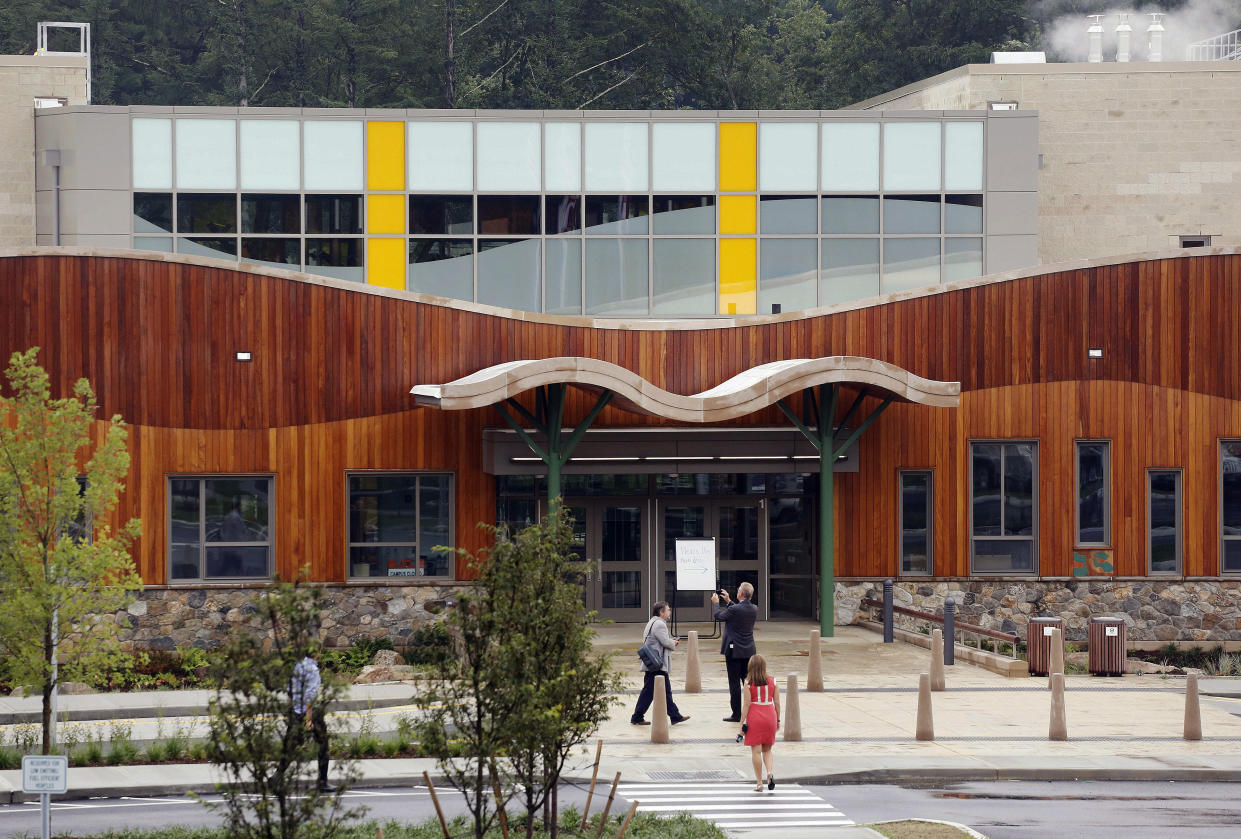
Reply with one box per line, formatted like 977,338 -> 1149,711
304,121 -> 363,190
945,122 -> 984,191
477,123 -> 540,191
652,123 -> 715,191
585,123 -> 648,192
240,120 -> 299,190
759,123 -> 816,191
132,118 -> 172,189
585,239 -> 647,315
944,238 -> 983,282
884,238 -> 940,291
175,119 -> 236,189
760,239 -> 817,314
133,236 -> 173,253
409,122 -> 473,191
478,239 -> 541,311
546,238 -> 582,314
544,123 -> 581,191
821,239 -> 879,305
652,239 -> 714,315
409,239 -> 473,298
883,123 -> 941,191
822,196 -> 878,234
822,123 -> 878,191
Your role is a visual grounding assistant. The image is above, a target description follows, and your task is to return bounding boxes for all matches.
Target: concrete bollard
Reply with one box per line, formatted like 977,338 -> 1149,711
1049,672 -> 1068,741
1049,627 -> 1065,688
685,630 -> 701,693
783,674 -> 802,741
807,630 -> 824,691
651,675 -> 670,744
1184,673 -> 1203,741
930,629 -> 946,691
916,673 -> 934,741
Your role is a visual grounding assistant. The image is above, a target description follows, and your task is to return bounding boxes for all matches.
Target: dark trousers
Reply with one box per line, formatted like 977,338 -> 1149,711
631,670 -> 683,722
293,709 -> 330,786
725,656 -> 749,719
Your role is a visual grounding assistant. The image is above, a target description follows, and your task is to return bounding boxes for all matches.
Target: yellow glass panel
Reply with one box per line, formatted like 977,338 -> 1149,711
366,121 -> 405,191
367,194 -> 405,234
366,238 -> 406,289
719,122 -> 757,192
719,238 -> 756,315
719,195 -> 757,235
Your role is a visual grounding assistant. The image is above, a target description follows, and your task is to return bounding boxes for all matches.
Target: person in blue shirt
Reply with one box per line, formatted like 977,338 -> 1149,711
291,651 -> 333,793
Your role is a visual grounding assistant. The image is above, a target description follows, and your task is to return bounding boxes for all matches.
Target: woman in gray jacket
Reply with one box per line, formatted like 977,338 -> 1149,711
631,601 -> 691,725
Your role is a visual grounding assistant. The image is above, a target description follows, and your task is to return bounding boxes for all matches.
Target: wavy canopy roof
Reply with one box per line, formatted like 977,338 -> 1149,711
411,356 -> 960,422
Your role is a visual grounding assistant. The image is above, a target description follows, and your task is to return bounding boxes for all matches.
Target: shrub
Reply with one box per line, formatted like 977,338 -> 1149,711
405,621 -> 453,668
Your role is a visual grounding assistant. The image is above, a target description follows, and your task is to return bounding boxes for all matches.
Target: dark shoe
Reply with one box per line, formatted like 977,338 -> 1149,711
722,716 -> 741,722
631,719 -> 651,726
318,784 -> 337,794
671,715 -> 690,724
767,774 -> 775,791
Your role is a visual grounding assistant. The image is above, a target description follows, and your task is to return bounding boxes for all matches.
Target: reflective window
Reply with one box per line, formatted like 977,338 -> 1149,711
544,123 -> 582,191
546,195 -> 582,234
410,196 -> 473,235
409,239 -> 473,299
1076,441 -> 1110,546
760,239 -> 817,314
821,196 -> 879,234
240,120 -> 300,190
545,238 -> 582,314
656,474 -> 766,495
168,476 -> 271,580
884,195 -> 940,234
585,239 -> 647,315
303,120 -> 363,190
132,118 -> 172,189
883,122 -> 941,191
822,122 -> 879,191
821,238 -> 879,305
305,195 -> 362,235
305,238 -> 362,282
652,195 -> 714,234
971,442 -> 1037,573
760,123 -> 817,191
175,119 -> 236,189
1222,442 -> 1241,573
1149,470 -> 1181,574
134,236 -> 172,252
134,193 -> 172,233
478,238 -> 540,311
477,195 -> 540,235
179,237 -> 237,259
242,194 -> 300,234
584,195 -> 648,234
241,238 -> 299,268
348,474 -> 454,579
769,495 -> 814,576
177,193 -> 236,234
476,122 -> 540,191
946,194 -> 983,234
652,122 -> 715,191
883,238 -> 940,292
652,239 -> 714,315
584,123 -> 648,192
945,121 -> 984,191
944,238 -> 983,282
408,121 -> 473,191
760,196 -> 816,234
900,471 -> 932,575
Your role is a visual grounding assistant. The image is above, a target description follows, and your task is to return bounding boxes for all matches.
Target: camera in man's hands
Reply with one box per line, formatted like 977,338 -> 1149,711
735,723 -> 748,743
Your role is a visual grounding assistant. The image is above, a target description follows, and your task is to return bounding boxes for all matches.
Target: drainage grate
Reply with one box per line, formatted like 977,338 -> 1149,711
645,769 -> 745,781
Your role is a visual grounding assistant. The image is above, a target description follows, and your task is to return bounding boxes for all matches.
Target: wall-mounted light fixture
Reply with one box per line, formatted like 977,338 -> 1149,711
1087,348 -> 1104,359
235,351 -> 253,362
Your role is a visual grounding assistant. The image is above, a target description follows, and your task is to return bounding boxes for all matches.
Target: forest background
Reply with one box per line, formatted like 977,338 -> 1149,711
0,1 -> 1215,112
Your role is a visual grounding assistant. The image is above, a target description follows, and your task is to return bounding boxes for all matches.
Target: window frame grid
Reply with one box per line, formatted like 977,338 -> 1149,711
1074,439 -> 1112,547
1221,440 -> 1241,575
345,471 -> 456,581
1146,468 -> 1183,577
166,474 -> 274,583
968,440 -> 1039,575
898,469 -> 934,576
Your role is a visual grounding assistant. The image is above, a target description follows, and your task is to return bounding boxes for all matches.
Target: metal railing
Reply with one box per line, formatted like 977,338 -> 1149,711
1187,29 -> 1241,61
862,579 -> 1021,661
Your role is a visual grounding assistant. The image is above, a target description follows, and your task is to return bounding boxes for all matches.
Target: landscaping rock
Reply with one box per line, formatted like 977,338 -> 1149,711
354,664 -> 418,683
372,649 -> 406,667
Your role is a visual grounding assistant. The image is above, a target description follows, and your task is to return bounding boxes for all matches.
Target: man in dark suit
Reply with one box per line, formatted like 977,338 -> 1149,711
711,581 -> 758,722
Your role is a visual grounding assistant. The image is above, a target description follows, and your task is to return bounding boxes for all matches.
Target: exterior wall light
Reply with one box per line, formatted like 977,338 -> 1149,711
235,351 -> 253,361
1088,348 -> 1104,359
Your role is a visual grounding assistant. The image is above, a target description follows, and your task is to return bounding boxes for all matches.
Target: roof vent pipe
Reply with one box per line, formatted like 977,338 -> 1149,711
1147,13 -> 1165,62
1088,15 -> 1105,63
1116,13 -> 1132,62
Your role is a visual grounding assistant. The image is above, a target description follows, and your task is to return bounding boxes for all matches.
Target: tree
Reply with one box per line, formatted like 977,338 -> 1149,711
0,348 -> 142,755
205,575 -> 364,839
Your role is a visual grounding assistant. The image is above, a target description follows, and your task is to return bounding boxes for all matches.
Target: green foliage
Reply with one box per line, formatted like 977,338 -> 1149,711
405,621 -> 453,668
319,636 -> 393,676
205,576 -> 364,839
0,348 -> 143,754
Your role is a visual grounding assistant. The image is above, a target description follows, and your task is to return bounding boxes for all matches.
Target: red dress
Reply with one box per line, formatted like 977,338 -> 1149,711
743,677 -> 778,745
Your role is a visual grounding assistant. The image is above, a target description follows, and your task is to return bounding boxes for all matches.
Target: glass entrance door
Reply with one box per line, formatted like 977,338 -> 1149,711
560,499 -> 648,622
657,500 -> 765,621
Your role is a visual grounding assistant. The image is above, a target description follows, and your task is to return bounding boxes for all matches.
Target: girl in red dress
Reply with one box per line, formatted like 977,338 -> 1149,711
740,653 -> 780,791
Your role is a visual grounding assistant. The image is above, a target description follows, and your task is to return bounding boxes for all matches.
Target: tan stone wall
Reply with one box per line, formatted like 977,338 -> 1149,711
855,63 -> 1241,265
0,56 -> 88,248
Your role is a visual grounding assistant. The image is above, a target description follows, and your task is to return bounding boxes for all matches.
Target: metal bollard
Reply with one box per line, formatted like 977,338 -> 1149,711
944,598 -> 955,666
883,578 -> 894,643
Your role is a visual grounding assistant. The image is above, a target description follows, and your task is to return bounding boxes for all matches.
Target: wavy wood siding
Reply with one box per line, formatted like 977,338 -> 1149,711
2,253 -> 1240,584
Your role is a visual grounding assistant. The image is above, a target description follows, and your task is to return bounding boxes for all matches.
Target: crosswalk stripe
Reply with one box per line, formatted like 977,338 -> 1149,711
619,781 -> 855,833
716,820 -> 855,828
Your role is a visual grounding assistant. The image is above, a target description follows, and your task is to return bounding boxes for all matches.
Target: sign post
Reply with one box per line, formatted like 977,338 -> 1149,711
22,754 -> 68,839
672,537 -> 718,639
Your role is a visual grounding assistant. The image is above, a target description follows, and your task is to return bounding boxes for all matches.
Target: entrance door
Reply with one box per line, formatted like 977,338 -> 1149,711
560,499 -> 648,622
657,500 -> 765,622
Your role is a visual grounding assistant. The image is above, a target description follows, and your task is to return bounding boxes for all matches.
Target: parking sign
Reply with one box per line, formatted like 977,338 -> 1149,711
21,755 -> 68,794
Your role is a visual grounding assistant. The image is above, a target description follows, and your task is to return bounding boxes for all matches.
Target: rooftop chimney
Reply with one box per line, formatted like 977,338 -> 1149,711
1088,15 -> 1105,63
1147,13 -> 1165,62
1115,13 -> 1132,62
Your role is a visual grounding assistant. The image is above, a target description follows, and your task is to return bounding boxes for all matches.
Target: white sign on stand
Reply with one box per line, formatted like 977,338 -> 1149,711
21,755 -> 67,795
674,538 -> 717,591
